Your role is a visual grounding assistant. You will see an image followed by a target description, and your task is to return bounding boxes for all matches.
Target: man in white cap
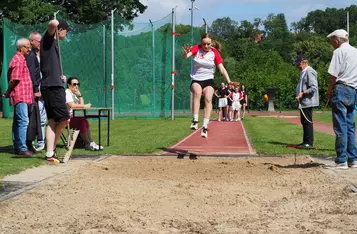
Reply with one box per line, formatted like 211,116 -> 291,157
327,29 -> 357,169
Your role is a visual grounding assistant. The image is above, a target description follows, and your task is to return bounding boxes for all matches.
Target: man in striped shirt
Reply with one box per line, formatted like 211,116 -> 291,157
3,38 -> 34,156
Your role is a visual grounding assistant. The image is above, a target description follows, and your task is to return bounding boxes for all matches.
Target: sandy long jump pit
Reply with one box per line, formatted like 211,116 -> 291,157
1,156 -> 357,234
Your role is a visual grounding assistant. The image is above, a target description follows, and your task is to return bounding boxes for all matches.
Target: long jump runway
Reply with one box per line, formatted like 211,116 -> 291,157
162,120 -> 255,156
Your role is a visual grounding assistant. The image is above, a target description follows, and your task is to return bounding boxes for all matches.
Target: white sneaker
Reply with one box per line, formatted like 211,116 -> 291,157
190,121 -> 198,130
93,142 -> 104,150
34,144 -> 45,152
325,161 -> 348,169
85,142 -> 99,151
238,118 -> 241,121
201,127 -> 208,138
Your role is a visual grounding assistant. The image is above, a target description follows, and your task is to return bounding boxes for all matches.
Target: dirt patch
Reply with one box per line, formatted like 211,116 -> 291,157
1,156 -> 357,233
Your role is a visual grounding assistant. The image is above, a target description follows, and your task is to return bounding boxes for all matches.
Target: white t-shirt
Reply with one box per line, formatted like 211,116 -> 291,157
230,92 -> 241,102
190,45 -> 223,81
65,88 -> 80,116
328,42 -> 357,88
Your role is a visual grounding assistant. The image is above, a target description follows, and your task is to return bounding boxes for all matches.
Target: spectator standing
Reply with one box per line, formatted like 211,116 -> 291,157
294,55 -> 319,148
26,32 -> 46,152
215,82 -> 230,122
3,38 -> 34,156
240,84 -> 248,120
327,29 -> 357,169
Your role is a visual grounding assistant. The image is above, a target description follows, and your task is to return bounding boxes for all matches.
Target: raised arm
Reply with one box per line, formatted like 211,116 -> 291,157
47,19 -> 59,37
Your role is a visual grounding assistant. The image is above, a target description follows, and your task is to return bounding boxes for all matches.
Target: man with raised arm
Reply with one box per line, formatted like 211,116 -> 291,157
40,19 -> 70,163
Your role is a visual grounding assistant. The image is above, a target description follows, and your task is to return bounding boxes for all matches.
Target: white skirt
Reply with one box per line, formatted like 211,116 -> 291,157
218,98 -> 227,108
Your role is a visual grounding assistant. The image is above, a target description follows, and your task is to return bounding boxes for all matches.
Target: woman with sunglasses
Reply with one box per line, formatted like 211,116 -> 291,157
183,33 -> 232,138
65,77 -> 103,151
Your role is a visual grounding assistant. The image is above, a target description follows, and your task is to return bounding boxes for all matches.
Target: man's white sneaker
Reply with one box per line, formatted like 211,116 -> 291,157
190,121 -> 199,130
201,127 -> 208,138
325,161 -> 348,169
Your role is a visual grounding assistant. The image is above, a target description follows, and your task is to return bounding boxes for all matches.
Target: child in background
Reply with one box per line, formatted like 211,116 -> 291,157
229,86 -> 242,121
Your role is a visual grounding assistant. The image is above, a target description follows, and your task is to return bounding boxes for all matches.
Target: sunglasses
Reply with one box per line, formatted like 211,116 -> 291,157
71,83 -> 80,87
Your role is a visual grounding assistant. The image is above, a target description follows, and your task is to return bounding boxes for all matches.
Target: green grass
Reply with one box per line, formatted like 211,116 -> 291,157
314,111 -> 333,124
243,115 -> 336,156
0,119 -> 46,178
0,117 -> 192,178
0,113 -> 341,179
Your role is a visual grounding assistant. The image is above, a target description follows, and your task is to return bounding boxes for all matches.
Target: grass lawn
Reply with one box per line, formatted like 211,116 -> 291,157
314,111 -> 333,123
243,115 -> 336,156
0,112 -> 340,179
0,117 -> 192,179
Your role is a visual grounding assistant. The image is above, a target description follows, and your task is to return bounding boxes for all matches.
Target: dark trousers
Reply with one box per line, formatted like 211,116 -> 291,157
300,107 -> 313,145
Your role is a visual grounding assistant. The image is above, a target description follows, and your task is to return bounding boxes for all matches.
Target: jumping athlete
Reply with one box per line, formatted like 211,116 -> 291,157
183,33 -> 231,138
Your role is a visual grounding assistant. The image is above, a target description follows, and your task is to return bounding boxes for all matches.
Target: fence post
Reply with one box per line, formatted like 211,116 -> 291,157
171,8 -> 176,120
1,18 -> 10,118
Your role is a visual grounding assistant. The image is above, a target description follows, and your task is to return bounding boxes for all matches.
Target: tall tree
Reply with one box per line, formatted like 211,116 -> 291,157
0,0 -> 147,24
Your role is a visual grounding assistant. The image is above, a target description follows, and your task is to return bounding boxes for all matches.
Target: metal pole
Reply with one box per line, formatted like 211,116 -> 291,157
171,8 -> 176,120
190,0 -> 195,73
149,20 -> 156,116
190,0 -> 195,116
203,18 -> 207,33
111,9 -> 116,120
103,25 -> 106,107
347,11 -> 350,35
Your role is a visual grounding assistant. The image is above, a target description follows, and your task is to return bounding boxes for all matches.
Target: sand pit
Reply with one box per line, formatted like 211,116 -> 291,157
1,156 -> 357,233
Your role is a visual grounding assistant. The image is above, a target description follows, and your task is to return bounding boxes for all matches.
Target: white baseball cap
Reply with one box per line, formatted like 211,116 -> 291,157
327,29 -> 349,39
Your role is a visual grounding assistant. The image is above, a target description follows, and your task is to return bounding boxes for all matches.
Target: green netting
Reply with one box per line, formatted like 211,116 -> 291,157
1,13 -> 201,118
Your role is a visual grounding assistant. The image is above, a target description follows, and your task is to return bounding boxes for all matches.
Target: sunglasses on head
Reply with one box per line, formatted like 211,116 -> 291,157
71,83 -> 80,86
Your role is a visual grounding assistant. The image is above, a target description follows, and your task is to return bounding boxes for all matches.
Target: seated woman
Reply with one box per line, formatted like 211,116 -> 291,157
65,77 -> 103,151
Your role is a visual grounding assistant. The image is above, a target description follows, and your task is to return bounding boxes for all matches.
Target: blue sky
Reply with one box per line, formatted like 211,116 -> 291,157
137,0 -> 356,27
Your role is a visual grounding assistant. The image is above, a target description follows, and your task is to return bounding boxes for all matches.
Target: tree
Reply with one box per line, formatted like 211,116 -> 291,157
210,17 -> 238,42
0,0 -> 61,24
0,0 -> 147,24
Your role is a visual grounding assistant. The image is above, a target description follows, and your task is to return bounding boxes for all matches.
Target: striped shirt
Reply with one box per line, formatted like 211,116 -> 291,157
8,52 -> 33,105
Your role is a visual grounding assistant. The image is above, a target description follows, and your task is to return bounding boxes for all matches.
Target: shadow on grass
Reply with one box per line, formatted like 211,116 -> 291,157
264,162 -> 324,169
0,145 -> 14,154
268,141 -> 332,152
160,148 -> 198,160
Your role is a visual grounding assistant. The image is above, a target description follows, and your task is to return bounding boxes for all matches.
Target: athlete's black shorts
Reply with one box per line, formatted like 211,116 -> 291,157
41,87 -> 70,122
240,99 -> 246,105
190,79 -> 216,90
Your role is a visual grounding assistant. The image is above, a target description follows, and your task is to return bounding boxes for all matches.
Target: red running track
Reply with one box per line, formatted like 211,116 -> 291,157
278,116 -> 357,138
163,120 -> 255,156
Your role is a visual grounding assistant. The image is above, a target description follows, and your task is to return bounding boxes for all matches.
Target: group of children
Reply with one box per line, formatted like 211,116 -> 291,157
215,82 -> 248,122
